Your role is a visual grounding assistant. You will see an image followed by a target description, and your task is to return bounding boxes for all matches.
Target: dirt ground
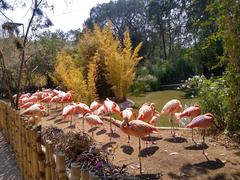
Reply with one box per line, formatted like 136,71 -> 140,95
0,131 -> 21,180
38,106 -> 240,180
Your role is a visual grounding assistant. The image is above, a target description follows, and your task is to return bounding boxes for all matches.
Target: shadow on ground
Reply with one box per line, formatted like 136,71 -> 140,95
120,145 -> 134,155
164,136 -> 187,143
168,158 -> 226,179
142,136 -> 162,143
184,143 -> 208,150
96,129 -> 107,136
135,173 -> 163,180
140,146 -> 159,157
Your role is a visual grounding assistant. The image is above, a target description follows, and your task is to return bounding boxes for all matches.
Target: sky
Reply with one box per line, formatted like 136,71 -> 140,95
1,0 -> 111,32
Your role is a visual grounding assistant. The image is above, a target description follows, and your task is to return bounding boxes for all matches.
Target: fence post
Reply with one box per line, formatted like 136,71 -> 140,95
36,128 -> 45,180
45,140 -> 52,180
55,152 -> 67,180
70,163 -> 81,180
48,141 -> 56,180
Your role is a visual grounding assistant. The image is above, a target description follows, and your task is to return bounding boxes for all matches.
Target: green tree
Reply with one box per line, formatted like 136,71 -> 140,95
219,0 -> 240,131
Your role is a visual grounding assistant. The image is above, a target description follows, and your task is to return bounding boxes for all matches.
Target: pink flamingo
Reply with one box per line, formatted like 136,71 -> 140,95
90,101 -> 102,112
41,95 -> 53,114
21,103 -> 46,117
175,104 -> 201,143
19,102 -> 34,109
186,113 -> 214,160
137,103 -> 159,145
94,105 -> 107,116
75,102 -> 91,131
137,103 -> 156,123
50,95 -> 62,109
103,98 -> 121,136
85,114 -> 104,138
120,118 -> 158,174
62,104 -> 76,126
60,91 -> 72,108
161,99 -> 182,137
149,111 -> 161,126
120,108 -> 136,144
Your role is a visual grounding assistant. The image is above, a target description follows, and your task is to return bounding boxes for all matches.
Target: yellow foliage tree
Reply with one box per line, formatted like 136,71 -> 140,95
55,51 -> 88,102
99,24 -> 142,101
78,22 -> 142,101
87,53 -> 98,103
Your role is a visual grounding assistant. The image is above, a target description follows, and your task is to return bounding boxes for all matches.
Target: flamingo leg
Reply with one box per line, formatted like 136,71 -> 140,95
192,129 -> 197,144
170,114 -> 175,137
202,129 -> 209,160
109,114 -> 113,142
82,116 -> 85,132
190,117 -> 196,144
91,126 -> 94,139
70,115 -> 72,127
138,138 -> 142,175
127,135 -> 130,145
110,113 -> 113,134
48,103 -> 50,115
169,115 -> 172,136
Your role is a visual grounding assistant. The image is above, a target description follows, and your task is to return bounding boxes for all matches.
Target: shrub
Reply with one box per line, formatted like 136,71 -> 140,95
199,77 -> 228,130
131,67 -> 157,94
180,75 -> 228,130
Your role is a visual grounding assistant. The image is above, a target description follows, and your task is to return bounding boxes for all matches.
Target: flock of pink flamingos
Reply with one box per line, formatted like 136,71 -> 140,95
14,88 -> 215,174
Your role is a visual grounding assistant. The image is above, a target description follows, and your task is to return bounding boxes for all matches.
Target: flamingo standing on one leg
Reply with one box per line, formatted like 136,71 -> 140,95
185,113 -> 214,160
137,103 -> 159,145
62,104 -> 76,127
120,108 -> 136,144
161,99 -> 182,137
75,102 -> 91,131
120,118 -> 158,174
85,114 -> 104,138
60,91 -> 72,109
103,98 -> 121,139
175,104 -> 201,143
41,95 -> 53,115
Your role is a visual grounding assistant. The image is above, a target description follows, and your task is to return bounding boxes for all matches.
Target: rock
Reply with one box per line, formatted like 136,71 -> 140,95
118,99 -> 135,110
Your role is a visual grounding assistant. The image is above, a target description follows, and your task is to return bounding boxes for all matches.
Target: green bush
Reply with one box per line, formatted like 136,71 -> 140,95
181,75 -> 228,130
131,67 -> 157,94
199,77 -> 228,130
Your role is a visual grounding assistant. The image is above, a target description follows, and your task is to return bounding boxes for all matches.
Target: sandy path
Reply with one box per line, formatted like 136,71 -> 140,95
38,107 -> 240,179
0,131 -> 21,180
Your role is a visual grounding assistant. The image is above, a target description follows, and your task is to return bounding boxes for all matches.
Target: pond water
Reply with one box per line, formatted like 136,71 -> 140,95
128,90 -> 198,127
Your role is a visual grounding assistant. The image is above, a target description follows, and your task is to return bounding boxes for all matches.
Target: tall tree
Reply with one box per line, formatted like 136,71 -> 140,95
219,0 -> 240,130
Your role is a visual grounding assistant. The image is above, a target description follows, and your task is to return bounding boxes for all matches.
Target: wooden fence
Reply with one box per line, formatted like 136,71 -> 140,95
0,100 -> 94,180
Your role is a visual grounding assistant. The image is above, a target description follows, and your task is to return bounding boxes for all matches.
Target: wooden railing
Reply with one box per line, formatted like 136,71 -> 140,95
0,100 -> 93,180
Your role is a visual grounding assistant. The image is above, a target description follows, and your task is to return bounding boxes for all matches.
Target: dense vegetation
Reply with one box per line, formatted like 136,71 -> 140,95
0,0 -> 239,131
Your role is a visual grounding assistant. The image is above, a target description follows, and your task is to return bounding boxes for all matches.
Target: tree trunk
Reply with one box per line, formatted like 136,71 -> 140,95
162,32 -> 167,59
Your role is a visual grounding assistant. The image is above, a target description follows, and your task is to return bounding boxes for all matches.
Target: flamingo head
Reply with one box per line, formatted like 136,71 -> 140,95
205,113 -> 214,119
